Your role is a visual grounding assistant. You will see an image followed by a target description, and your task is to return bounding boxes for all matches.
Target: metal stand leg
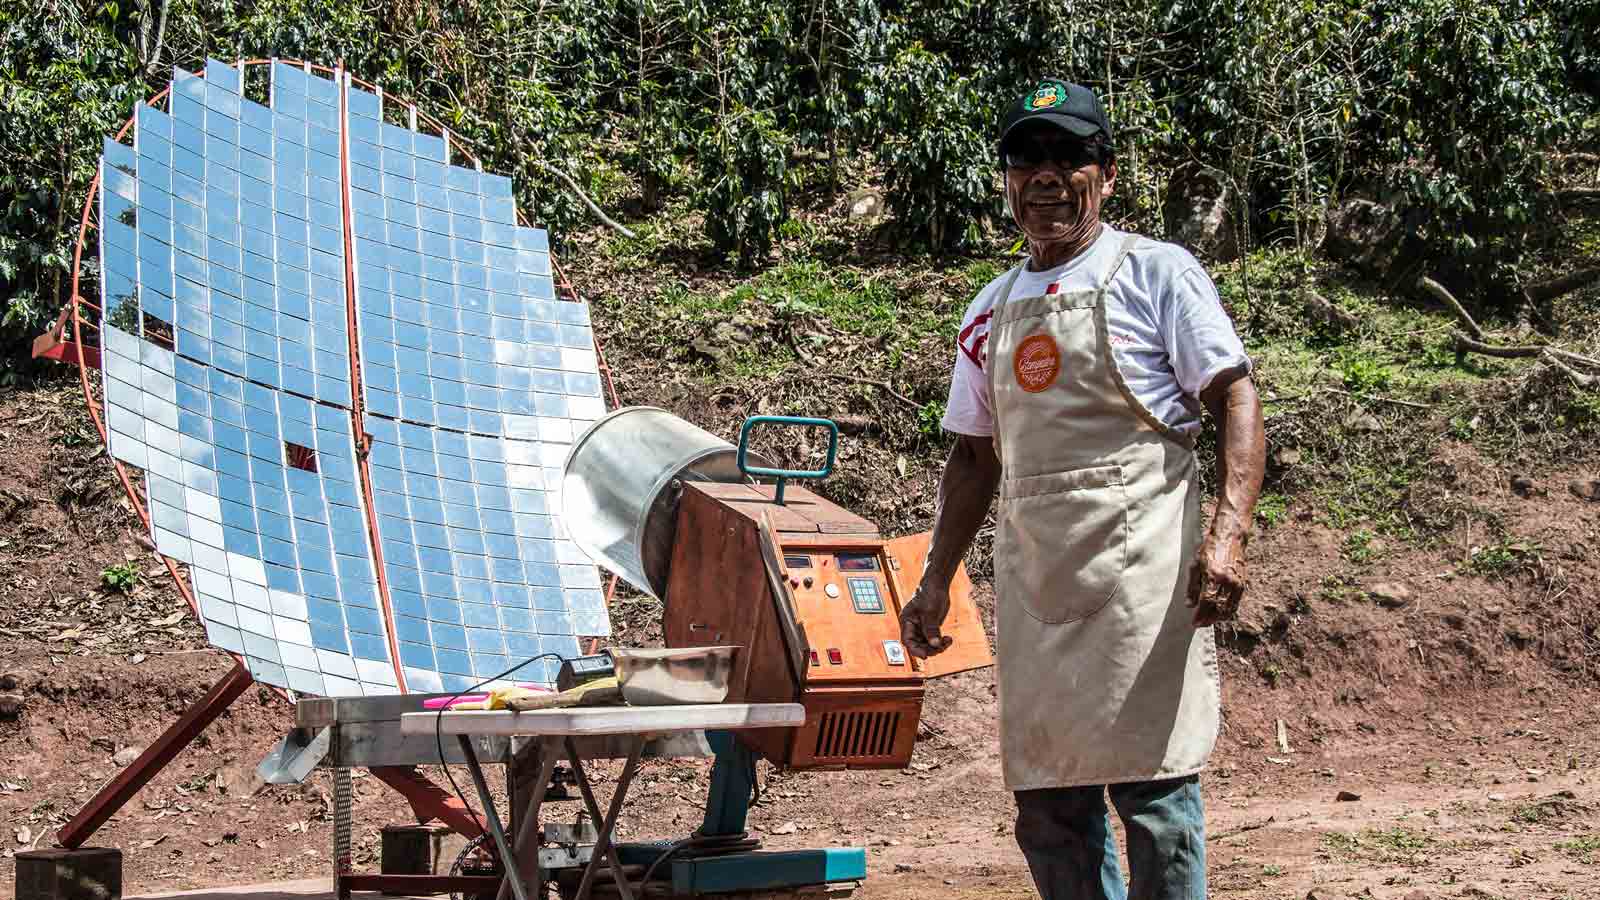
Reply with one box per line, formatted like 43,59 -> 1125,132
565,737 -> 642,900
333,767 -> 353,900
496,739 -> 559,900
456,735 -> 530,900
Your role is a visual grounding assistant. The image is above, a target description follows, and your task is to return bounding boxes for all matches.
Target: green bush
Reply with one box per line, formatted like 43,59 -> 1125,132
1,0 -> 1595,378
874,46 -> 998,251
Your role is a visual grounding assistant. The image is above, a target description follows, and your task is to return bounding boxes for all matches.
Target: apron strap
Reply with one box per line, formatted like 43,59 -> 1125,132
1098,232 -> 1143,294
984,261 -> 1029,461
985,261 -> 1029,388
1092,232 -> 1199,450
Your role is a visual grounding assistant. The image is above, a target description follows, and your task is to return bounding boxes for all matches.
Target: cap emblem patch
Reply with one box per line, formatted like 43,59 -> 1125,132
1028,81 -> 1065,110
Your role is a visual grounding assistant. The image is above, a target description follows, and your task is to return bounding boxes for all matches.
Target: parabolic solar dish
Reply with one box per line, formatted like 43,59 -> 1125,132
93,59 -> 610,696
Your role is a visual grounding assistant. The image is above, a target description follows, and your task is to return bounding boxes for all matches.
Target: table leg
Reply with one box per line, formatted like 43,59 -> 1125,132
496,739 -> 560,900
566,736 -> 644,900
456,735 -> 530,900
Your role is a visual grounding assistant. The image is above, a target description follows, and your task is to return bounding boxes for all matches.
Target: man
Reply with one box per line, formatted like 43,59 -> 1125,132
899,78 -> 1266,900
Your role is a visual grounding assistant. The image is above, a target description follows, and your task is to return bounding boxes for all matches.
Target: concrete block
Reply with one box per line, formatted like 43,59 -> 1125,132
14,848 -> 122,900
380,824 -> 449,881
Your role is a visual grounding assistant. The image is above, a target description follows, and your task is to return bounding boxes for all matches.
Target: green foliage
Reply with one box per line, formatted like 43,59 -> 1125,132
0,1 -> 141,374
100,562 -> 140,594
1341,528 -> 1378,564
1463,539 -> 1541,578
1255,492 -> 1288,527
2,0 -> 1595,378
1557,835 -> 1600,864
1332,348 -> 1395,394
874,46 -> 998,250
697,107 -> 790,267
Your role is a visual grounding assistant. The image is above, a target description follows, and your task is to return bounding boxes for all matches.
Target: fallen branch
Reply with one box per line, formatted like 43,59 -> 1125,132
1452,332 -> 1541,359
822,372 -> 920,409
1453,332 -> 1600,386
1419,277 -> 1483,340
1558,187 -> 1600,202
528,159 -> 636,239
1211,816 -> 1275,842
1549,348 -> 1600,370
1525,267 -> 1600,303
1541,351 -> 1595,387
1451,334 -> 1600,368
1323,388 -> 1431,410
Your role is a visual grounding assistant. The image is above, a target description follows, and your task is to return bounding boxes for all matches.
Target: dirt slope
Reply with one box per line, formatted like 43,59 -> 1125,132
2,364 -> 1599,900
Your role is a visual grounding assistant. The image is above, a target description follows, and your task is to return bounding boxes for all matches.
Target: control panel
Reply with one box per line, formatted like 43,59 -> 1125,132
661,479 -> 991,769
781,547 -> 910,681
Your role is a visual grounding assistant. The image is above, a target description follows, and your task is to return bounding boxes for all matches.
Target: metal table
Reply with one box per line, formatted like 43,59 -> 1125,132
260,693 -> 718,899
400,704 -> 806,900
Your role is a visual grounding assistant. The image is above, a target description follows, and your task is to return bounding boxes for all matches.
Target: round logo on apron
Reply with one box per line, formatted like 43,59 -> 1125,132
1013,334 -> 1061,392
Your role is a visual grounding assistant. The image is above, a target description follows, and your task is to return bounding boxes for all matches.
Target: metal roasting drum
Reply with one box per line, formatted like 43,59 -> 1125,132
561,406 -> 769,599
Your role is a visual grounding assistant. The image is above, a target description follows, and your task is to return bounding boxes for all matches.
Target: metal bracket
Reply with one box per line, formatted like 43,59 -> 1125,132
257,726 -> 332,784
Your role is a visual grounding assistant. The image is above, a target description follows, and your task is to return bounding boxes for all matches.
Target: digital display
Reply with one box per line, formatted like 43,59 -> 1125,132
835,553 -> 880,572
784,555 -> 812,569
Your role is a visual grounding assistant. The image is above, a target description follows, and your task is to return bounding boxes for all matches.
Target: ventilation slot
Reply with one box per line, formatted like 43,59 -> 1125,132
813,710 -> 899,760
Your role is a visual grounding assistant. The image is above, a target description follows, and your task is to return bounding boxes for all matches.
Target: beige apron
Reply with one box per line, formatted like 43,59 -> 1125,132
987,232 -> 1220,791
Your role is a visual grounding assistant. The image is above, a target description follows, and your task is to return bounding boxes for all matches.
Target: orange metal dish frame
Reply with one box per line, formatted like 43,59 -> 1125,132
42,57 -> 624,855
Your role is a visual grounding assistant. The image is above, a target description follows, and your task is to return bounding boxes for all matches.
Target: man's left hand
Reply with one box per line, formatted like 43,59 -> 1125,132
1187,531 -> 1247,626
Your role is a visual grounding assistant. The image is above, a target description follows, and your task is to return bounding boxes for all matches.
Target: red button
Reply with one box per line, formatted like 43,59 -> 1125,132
809,650 -> 820,667
827,648 -> 843,665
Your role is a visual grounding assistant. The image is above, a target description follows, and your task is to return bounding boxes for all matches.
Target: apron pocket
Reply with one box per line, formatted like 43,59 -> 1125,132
997,464 -> 1127,625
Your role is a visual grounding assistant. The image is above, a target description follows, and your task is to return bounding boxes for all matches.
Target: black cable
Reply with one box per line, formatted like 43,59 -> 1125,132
433,651 -> 567,852
638,831 -> 762,887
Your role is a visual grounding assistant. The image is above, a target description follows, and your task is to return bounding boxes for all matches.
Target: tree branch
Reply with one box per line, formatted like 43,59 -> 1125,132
1459,331 -> 1600,369
1525,267 -> 1600,303
1452,332 -> 1541,358
1420,277 -> 1483,340
528,159 -> 636,239
1542,351 -> 1596,387
143,0 -> 171,77
1323,387 -> 1431,410
821,372 -> 920,409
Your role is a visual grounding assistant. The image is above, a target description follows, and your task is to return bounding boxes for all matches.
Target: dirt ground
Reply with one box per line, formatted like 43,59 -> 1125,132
2,373 -> 1599,900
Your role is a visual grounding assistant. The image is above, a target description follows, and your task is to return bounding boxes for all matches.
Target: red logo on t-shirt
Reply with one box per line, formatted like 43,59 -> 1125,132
958,311 -> 992,369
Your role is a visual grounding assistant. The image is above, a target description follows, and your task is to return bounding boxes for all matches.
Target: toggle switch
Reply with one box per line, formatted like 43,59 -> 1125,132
809,650 -> 820,667
827,648 -> 843,665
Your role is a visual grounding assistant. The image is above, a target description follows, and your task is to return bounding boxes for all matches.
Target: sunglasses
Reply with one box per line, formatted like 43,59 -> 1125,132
1002,139 -> 1102,171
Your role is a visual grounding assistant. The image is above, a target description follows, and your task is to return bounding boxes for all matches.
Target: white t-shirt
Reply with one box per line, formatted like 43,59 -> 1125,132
943,226 -> 1249,437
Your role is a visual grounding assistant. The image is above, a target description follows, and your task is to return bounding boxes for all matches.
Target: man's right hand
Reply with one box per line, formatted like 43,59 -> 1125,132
900,579 -> 954,658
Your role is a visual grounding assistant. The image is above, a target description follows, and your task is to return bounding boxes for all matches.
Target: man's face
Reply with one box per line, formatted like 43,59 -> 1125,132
1003,125 -> 1116,245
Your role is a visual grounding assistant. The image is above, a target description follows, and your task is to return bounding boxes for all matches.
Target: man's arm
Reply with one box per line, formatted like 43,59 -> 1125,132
1189,365 -> 1266,626
900,434 -> 1002,657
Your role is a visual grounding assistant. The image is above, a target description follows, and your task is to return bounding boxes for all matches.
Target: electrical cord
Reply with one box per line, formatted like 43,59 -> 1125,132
635,755 -> 765,888
637,831 -> 762,887
433,651 -> 567,857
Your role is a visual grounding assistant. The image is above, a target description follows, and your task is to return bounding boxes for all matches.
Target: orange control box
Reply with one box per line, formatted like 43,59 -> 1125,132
661,482 -> 991,769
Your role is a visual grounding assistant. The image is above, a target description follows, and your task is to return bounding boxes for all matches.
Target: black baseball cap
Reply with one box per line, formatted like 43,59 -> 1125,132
998,78 -> 1113,159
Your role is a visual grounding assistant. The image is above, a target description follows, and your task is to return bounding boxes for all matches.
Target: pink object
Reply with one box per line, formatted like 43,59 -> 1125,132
422,684 -> 553,709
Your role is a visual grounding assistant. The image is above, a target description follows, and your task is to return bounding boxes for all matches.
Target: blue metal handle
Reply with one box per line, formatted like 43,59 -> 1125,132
737,416 -> 840,505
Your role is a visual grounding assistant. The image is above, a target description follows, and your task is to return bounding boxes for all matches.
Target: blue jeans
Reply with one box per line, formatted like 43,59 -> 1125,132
1014,776 -> 1206,900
